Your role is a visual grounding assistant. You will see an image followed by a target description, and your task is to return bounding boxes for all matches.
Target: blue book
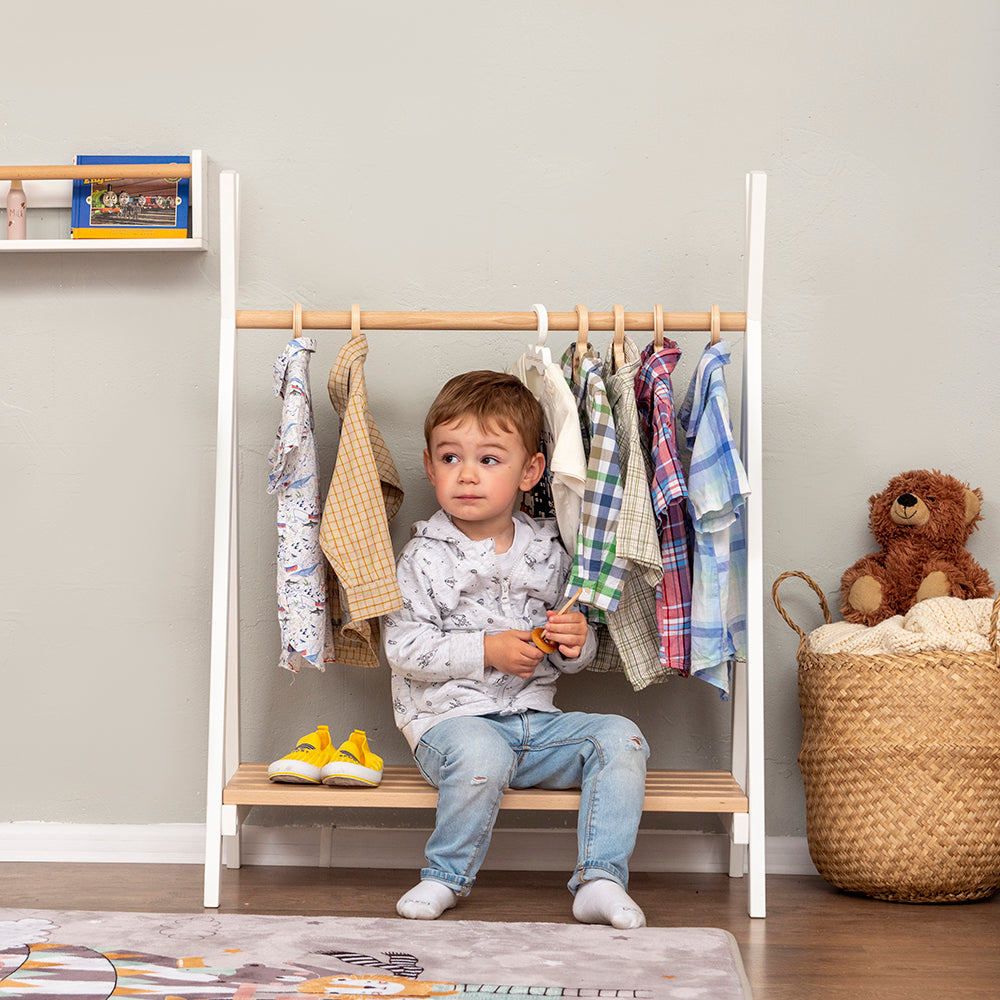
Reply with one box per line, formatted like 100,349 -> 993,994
71,155 -> 190,238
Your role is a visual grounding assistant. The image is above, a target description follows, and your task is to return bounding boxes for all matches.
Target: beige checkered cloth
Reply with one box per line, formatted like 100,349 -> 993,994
319,336 -> 403,667
592,336 -> 677,690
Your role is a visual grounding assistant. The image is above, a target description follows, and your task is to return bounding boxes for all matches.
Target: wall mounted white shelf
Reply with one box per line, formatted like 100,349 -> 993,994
0,150 -> 205,251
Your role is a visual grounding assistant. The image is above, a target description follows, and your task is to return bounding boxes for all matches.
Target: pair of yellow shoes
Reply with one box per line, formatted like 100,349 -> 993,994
267,726 -> 383,787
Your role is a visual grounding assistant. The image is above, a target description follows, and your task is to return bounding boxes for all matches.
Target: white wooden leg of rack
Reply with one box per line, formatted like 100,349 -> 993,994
319,826 -> 335,868
222,838 -> 240,870
728,657 -> 749,878
222,804 -> 251,868
742,171 -> 768,918
203,170 -> 242,909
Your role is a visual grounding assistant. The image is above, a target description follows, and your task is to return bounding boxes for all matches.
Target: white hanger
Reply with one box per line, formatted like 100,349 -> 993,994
612,304 -> 625,371
524,303 -> 552,371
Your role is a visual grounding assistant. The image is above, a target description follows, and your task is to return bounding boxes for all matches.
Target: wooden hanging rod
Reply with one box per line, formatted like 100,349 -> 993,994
235,309 -> 747,332
0,163 -> 192,181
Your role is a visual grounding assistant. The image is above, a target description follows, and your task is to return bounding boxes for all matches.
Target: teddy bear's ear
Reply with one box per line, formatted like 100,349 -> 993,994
964,488 -> 982,525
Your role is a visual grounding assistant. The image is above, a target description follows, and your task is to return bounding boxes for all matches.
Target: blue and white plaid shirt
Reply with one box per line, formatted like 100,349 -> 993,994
677,341 -> 750,698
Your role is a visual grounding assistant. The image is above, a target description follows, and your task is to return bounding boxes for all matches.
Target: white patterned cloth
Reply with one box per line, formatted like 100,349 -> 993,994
267,338 -> 334,672
383,510 -> 596,750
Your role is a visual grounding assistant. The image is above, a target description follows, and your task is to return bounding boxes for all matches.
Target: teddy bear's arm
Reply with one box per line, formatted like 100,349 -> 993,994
915,552 -> 995,604
956,550 -> 995,598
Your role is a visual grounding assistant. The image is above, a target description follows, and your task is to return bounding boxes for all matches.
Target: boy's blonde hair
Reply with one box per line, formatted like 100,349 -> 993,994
424,370 -> 543,459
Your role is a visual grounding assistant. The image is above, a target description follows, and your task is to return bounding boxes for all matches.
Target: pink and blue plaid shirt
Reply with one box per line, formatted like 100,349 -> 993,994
634,339 -> 692,676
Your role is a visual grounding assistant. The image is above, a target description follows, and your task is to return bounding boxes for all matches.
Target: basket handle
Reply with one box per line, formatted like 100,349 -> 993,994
771,570 -> 833,639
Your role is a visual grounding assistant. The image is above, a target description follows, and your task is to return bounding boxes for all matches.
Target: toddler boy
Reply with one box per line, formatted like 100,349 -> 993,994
383,370 -> 648,927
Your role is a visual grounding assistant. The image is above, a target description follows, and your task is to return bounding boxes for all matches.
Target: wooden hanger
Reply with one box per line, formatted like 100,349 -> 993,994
653,303 -> 664,350
292,302 -> 303,338
710,304 -> 721,346
574,303 -> 589,377
351,303 -> 362,340
525,303 -> 552,371
612,304 -> 625,370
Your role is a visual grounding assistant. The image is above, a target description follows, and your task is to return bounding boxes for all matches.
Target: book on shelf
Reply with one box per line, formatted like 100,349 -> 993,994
70,155 -> 191,239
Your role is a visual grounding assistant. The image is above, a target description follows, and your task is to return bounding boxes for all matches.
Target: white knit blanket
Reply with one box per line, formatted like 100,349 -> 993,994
808,596 -> 995,655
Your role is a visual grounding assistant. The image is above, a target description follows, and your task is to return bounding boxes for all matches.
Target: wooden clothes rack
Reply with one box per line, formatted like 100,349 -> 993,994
204,169 -> 768,917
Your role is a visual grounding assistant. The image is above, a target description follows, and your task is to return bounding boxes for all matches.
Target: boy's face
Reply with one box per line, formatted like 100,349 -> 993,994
424,417 -> 544,542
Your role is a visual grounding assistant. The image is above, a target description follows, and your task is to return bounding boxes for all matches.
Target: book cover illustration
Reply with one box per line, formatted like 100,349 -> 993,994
71,154 -> 190,239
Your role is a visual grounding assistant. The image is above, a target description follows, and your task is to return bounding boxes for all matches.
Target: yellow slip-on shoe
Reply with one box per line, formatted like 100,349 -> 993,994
267,725 -> 334,784
321,729 -> 384,787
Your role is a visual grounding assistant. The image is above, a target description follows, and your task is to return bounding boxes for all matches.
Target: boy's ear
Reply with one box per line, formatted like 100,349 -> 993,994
423,448 -> 435,484
519,451 -> 546,491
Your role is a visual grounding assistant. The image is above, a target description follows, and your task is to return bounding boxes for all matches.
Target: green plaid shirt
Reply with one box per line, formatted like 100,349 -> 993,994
560,345 -> 629,617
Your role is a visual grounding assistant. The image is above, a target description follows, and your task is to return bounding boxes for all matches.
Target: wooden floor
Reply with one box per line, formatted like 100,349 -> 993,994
3,863 -> 999,999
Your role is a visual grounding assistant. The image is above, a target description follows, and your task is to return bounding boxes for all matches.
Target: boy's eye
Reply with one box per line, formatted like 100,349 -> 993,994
441,454 -> 460,464
481,456 -> 500,466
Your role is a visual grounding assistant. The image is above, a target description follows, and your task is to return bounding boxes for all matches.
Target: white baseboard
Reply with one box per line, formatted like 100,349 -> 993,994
0,821 -> 818,876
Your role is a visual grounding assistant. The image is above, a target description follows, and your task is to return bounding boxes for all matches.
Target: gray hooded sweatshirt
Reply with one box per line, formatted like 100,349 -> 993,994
383,509 -> 597,749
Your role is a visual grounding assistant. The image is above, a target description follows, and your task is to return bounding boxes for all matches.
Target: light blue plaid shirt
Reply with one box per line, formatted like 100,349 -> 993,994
677,341 -> 750,698
561,345 -> 629,615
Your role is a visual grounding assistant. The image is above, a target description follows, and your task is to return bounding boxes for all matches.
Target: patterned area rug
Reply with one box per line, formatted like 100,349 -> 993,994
0,908 -> 752,1000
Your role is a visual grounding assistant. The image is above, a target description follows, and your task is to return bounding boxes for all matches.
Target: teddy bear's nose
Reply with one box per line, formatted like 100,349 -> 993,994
897,493 -> 918,508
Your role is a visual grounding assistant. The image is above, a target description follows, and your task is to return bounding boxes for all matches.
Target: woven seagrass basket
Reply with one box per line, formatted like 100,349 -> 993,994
772,570 -> 1000,903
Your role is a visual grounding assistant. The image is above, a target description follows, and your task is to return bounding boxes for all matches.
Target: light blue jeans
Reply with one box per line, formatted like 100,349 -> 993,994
413,710 -> 648,897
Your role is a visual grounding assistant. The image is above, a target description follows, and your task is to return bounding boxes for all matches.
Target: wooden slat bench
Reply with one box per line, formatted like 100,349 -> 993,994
223,763 -> 749,814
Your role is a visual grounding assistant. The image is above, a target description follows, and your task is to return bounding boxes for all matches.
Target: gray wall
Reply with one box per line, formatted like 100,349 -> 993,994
2,2 -> 997,841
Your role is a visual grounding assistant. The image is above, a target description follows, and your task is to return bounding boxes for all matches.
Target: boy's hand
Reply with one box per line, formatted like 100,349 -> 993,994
485,630 -> 544,678
542,609 -> 589,660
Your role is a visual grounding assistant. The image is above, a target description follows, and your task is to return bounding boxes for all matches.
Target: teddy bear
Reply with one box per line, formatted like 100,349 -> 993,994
839,469 -> 994,626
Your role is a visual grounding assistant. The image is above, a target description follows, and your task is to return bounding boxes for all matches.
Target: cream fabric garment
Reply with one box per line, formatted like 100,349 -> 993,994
507,352 -> 586,555
808,596 -> 994,655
